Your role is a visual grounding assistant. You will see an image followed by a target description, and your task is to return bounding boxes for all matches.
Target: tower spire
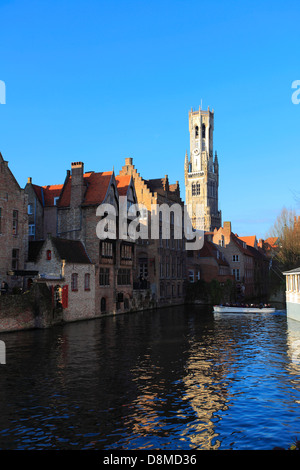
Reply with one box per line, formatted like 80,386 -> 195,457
185,105 -> 221,232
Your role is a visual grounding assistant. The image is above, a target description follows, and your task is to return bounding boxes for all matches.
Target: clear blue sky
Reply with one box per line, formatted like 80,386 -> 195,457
1,0 -> 300,239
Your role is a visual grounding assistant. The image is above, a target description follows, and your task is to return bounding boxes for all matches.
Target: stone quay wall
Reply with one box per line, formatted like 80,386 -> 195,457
0,283 -> 62,333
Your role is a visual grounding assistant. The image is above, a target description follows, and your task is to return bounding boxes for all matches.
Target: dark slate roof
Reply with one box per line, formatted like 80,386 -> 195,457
51,237 -> 91,264
28,238 -> 91,264
28,241 -> 45,262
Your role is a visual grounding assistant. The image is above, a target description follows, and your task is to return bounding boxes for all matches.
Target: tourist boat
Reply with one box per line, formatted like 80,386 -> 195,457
213,305 -> 276,314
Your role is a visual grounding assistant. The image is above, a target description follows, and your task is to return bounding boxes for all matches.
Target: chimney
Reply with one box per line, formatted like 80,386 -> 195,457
27,177 -> 32,184
125,157 -> 133,166
223,221 -> 232,236
70,162 -> 85,207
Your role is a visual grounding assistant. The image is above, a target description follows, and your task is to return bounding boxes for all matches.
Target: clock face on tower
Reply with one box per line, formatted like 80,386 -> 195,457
193,148 -> 199,155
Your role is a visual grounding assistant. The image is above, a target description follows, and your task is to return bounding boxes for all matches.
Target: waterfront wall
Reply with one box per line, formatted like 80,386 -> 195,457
0,283 -> 62,333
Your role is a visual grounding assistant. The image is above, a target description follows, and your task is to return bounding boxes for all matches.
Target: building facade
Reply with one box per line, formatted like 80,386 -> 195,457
56,161 -> 137,316
27,235 -> 95,323
283,267 -> 300,321
119,157 -> 186,306
25,178 -> 64,240
0,152 -> 28,291
209,221 -> 255,299
184,106 -> 221,232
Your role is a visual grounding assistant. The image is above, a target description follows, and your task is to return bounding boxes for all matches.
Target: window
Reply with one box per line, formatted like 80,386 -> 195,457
12,249 -> 19,270
29,224 -> 35,236
71,273 -> 78,291
12,210 -> 18,235
100,241 -> 113,258
196,182 -> 200,195
232,269 -> 240,281
28,204 -> 33,214
232,254 -> 239,262
160,260 -> 164,279
46,250 -> 51,260
166,256 -> 169,278
121,244 -> 132,260
195,125 -> 199,138
84,273 -> 90,291
192,183 -> 196,196
117,268 -> 131,285
177,258 -> 181,278
202,123 -> 206,138
188,270 -> 194,283
171,257 -> 176,278
54,197 -> 59,206
99,268 -> 110,286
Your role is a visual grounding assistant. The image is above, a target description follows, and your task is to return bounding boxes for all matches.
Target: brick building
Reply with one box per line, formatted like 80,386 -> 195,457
187,235 -> 233,284
208,221 -> 255,298
56,161 -> 137,316
239,235 -> 270,300
119,157 -> 186,306
0,152 -> 28,291
25,178 -> 63,240
27,235 -> 95,323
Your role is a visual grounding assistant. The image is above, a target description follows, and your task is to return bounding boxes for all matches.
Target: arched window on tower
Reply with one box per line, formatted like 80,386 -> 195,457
202,123 -> 206,139
192,183 -> 196,196
196,182 -> 200,195
195,126 -> 199,138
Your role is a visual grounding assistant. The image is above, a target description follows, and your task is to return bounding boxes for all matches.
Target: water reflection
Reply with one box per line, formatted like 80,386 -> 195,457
0,306 -> 299,450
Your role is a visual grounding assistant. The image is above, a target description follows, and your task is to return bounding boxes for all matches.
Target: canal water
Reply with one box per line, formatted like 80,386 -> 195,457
0,305 -> 299,450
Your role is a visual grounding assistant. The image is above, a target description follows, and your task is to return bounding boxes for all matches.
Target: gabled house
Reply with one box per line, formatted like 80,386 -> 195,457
56,161 -> 137,316
238,235 -> 270,300
25,178 -> 63,240
0,152 -> 28,291
26,234 -> 95,323
210,221 -> 255,298
188,236 -> 233,284
118,157 -> 186,306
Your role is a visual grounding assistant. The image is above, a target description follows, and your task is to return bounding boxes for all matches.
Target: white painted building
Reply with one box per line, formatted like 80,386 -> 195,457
283,267 -> 300,321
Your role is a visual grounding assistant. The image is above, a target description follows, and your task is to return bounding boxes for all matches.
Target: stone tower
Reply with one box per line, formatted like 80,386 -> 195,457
184,106 -> 221,232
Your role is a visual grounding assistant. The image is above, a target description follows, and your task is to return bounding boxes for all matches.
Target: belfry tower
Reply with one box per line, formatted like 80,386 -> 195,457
184,106 -> 221,232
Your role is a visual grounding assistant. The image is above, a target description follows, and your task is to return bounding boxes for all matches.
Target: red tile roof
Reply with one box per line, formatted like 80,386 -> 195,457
231,233 -> 254,256
83,171 -> 113,206
199,238 -> 229,266
238,235 -> 257,247
115,175 -> 132,196
32,184 -> 63,207
265,237 -> 279,248
58,171 -> 113,207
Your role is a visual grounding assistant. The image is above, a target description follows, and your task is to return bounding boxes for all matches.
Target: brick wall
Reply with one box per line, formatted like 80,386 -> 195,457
0,154 -> 28,290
